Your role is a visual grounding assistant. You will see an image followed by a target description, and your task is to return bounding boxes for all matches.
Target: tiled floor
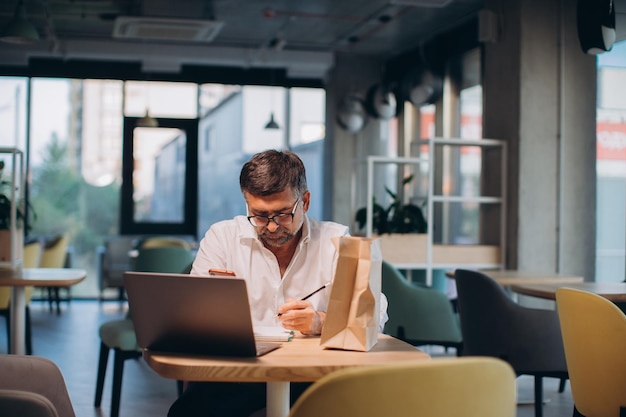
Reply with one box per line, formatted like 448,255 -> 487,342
1,299 -> 575,417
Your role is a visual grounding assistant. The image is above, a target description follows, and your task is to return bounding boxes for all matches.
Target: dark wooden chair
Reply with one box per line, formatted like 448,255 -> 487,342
455,269 -> 568,417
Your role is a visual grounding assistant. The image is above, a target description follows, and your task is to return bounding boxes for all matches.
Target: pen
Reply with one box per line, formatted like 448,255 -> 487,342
276,282 -> 331,317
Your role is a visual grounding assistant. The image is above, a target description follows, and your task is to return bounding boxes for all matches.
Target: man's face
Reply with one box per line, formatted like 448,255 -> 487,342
245,189 -> 310,248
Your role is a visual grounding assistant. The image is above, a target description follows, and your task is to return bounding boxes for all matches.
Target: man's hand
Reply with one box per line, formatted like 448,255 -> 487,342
277,299 -> 326,335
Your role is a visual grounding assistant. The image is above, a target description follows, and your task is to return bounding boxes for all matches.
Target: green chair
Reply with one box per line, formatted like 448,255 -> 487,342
94,247 -> 195,417
381,260 -> 463,353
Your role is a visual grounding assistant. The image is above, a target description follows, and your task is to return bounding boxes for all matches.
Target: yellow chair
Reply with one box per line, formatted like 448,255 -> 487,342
0,240 -> 42,354
136,236 -> 192,250
287,357 -> 517,417
556,287 -> 626,417
39,234 -> 70,314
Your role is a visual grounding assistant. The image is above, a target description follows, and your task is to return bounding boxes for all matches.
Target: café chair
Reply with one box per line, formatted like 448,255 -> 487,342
95,247 -> 194,417
0,354 -> 76,417
556,287 -> 626,417
454,269 -> 568,417
0,240 -> 42,354
135,236 -> 193,250
287,357 -> 516,417
39,234 -> 70,314
381,260 -> 462,354
97,235 -> 140,300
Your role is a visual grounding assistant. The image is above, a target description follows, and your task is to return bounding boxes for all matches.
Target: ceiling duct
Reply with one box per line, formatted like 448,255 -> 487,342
112,16 -> 224,43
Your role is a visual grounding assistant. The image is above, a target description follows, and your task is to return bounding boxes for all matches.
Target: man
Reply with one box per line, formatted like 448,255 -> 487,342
169,149 -> 388,417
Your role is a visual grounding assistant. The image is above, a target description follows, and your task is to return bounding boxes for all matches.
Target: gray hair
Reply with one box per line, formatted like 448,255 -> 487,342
240,150 -> 308,198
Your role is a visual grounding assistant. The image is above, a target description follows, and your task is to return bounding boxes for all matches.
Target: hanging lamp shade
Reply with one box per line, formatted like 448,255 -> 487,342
264,112 -> 280,129
0,1 -> 40,45
577,0 -> 616,54
136,110 -> 159,128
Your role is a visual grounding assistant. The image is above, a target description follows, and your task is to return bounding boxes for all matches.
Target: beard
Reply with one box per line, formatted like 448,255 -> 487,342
258,227 -> 296,248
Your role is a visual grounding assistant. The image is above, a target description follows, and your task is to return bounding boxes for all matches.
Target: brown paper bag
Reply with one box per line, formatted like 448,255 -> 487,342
320,236 -> 382,351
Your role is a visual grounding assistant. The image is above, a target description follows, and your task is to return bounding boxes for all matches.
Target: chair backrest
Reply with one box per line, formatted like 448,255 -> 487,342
40,235 -> 69,268
137,236 -> 193,250
0,355 -> 75,417
287,357 -> 516,417
134,246 -> 196,274
381,261 -> 462,347
23,241 -> 42,268
0,241 -> 42,308
556,287 -> 626,417
455,269 -> 567,373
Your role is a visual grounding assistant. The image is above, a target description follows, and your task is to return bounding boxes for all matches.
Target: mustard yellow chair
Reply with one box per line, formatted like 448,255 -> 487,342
556,287 -> 626,417
39,234 -> 70,314
287,357 -> 517,417
136,236 -> 192,250
0,240 -> 42,354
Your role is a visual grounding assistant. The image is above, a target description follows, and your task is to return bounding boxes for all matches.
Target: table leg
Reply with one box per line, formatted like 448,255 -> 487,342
10,286 -> 26,355
266,381 -> 290,417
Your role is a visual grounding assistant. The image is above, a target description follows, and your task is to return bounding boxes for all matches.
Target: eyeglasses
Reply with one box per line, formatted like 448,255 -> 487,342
247,200 -> 299,227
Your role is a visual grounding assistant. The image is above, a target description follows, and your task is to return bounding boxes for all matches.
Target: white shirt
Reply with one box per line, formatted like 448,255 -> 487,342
191,215 -> 388,331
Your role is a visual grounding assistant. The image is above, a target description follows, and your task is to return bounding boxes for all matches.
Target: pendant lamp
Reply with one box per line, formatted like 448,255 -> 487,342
264,112 -> 280,129
1,1 -> 40,45
136,110 -> 159,128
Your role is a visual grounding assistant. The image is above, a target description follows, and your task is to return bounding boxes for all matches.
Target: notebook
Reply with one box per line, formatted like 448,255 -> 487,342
123,271 -> 283,357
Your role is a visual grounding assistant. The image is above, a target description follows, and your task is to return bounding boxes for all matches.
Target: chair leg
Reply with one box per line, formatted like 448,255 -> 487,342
111,349 -> 141,417
573,405 -> 585,416
25,306 -> 32,355
47,287 -> 54,312
54,288 -> 61,315
111,349 -> 125,417
95,341 -> 110,407
5,310 -> 11,351
558,378 -> 567,393
534,375 -> 543,417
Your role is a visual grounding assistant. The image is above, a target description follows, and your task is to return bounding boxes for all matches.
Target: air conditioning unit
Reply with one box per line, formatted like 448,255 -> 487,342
112,16 -> 224,43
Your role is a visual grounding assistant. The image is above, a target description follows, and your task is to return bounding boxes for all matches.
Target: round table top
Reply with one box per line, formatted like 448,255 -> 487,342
144,334 -> 430,383
0,268 -> 87,286
511,282 -> 626,303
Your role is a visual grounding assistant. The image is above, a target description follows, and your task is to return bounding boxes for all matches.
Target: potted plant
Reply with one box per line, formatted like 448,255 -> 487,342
354,174 -> 429,265
0,159 -> 27,264
354,174 -> 427,235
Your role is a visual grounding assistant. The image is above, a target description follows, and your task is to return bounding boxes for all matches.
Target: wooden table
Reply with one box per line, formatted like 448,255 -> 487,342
510,282 -> 626,303
144,334 -> 429,417
0,268 -> 87,354
446,269 -> 584,286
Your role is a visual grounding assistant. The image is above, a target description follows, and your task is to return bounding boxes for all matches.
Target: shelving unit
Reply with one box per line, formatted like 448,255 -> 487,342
0,148 -> 25,269
362,137 -> 507,285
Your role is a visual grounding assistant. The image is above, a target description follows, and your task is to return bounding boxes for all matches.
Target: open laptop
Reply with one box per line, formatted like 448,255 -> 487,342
123,271 -> 282,357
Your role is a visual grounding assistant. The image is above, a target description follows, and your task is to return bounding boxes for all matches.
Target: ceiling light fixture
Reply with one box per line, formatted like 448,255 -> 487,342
0,0 -> 40,45
264,112 -> 280,129
136,110 -> 159,128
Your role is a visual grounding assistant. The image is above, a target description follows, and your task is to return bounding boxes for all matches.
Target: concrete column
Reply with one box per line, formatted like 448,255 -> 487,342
483,0 -> 596,279
324,53 -> 386,227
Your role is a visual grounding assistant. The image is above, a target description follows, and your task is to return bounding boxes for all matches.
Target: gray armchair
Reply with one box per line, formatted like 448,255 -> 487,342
454,269 -> 568,417
97,235 -> 141,299
0,355 -> 75,417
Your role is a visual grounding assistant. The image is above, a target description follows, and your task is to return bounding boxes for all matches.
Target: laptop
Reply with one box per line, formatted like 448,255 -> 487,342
123,271 -> 282,357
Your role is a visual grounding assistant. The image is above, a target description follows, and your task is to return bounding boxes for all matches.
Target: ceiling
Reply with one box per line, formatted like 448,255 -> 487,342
0,0 -> 625,81
0,0 -> 484,79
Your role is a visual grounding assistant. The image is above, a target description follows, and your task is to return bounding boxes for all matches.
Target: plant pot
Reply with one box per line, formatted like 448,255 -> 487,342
0,229 -> 23,265
375,233 -> 427,264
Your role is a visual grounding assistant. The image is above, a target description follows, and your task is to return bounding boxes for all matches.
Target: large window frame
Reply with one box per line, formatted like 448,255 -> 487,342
120,116 -> 198,235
